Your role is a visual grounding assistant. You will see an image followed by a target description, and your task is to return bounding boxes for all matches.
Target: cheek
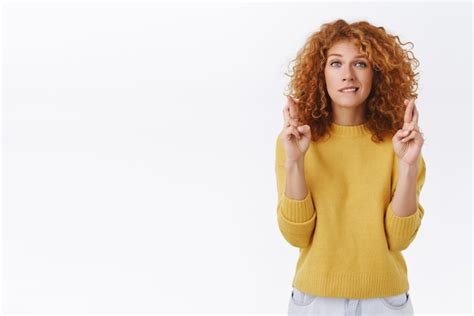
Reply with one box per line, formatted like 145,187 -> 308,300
324,70 -> 336,90
365,72 -> 374,85
361,74 -> 373,91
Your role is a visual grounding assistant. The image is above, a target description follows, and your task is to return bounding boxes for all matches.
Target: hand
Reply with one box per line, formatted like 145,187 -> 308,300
392,98 -> 425,166
278,95 -> 312,162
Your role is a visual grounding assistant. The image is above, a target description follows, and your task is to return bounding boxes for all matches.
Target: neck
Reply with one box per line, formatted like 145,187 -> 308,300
331,102 -> 367,126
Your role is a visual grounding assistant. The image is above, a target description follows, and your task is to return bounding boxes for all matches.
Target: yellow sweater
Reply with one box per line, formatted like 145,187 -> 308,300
275,122 -> 426,299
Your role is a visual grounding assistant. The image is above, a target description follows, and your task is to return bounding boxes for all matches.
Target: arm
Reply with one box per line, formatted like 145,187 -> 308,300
391,161 -> 419,217
275,137 -> 316,248
385,154 -> 426,251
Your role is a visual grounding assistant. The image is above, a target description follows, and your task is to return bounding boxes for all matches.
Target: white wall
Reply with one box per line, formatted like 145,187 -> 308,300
2,1 -> 472,314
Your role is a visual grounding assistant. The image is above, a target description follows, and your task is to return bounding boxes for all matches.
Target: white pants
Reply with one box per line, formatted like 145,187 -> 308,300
288,287 -> 414,315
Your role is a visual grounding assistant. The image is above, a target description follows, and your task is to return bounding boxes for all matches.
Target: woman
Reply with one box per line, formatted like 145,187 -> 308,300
275,19 -> 426,315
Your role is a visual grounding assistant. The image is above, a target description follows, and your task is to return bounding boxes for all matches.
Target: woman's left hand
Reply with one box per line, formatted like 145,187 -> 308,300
392,98 -> 425,166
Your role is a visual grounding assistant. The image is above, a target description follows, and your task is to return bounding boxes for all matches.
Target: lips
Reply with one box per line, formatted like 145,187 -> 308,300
339,87 -> 359,93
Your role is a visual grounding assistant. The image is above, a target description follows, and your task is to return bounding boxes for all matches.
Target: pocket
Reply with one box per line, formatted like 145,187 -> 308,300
290,287 -> 317,307
379,292 -> 410,310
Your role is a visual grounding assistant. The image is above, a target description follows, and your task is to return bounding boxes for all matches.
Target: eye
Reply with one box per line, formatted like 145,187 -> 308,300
355,61 -> 367,68
329,61 -> 341,67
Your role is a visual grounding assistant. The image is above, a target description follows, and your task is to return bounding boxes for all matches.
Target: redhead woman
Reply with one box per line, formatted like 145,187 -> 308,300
275,19 -> 426,315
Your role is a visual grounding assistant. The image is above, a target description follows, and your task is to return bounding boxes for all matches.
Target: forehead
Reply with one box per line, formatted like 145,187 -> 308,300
327,40 -> 365,57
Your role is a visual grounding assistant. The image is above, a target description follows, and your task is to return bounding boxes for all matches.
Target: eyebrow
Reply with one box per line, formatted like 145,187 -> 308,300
327,53 -> 367,58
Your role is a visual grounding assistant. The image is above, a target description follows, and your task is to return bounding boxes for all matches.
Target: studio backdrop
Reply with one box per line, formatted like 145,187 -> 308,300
2,1 -> 472,314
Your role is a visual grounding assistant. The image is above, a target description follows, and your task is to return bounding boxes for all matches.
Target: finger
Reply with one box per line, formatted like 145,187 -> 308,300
288,118 -> 303,127
289,125 -> 301,140
284,124 -> 300,140
283,105 -> 291,126
288,96 -> 299,119
284,118 -> 301,128
401,130 -> 418,143
404,98 -> 415,123
403,98 -> 414,123
394,128 -> 411,142
283,105 -> 301,127
297,125 -> 311,136
402,122 -> 420,133
412,105 -> 418,124
282,125 -> 297,140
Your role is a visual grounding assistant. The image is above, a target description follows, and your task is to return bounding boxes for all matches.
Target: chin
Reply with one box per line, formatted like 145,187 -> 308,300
334,100 -> 365,108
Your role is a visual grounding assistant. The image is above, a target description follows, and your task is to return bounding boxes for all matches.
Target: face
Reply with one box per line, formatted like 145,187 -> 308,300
324,40 -> 373,109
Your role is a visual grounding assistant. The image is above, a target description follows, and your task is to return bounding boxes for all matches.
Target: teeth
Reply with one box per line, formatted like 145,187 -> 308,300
341,88 -> 357,92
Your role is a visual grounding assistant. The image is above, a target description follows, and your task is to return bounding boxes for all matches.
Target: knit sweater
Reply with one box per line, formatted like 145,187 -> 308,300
275,122 -> 426,299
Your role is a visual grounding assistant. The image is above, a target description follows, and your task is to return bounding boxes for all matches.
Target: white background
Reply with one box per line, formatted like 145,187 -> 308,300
1,0 -> 472,314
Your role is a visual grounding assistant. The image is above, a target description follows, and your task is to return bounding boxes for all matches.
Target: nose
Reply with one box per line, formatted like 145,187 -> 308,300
342,65 -> 355,82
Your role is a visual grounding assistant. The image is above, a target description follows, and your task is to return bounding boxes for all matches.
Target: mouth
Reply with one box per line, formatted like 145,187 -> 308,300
338,87 -> 360,93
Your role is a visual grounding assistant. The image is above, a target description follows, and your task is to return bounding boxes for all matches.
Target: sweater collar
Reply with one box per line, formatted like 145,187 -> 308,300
329,121 -> 370,137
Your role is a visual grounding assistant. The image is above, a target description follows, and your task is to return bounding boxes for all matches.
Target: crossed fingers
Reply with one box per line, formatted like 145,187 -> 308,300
401,98 -> 424,141
283,95 -> 303,128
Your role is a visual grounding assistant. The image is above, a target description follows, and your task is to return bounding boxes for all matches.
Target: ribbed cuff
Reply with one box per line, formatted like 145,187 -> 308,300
385,202 -> 422,237
279,191 -> 315,222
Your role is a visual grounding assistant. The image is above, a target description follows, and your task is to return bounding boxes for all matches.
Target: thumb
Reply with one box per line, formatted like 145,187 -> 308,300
297,125 -> 311,136
393,129 -> 409,142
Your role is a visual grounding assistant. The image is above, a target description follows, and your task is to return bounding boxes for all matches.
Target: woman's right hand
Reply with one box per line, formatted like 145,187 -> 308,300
279,95 -> 312,162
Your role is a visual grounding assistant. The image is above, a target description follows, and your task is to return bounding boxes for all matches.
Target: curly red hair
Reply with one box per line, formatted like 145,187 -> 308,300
285,19 -> 420,143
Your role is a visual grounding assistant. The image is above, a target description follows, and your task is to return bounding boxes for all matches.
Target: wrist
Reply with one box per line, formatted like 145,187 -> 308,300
285,158 -> 304,169
398,160 -> 419,175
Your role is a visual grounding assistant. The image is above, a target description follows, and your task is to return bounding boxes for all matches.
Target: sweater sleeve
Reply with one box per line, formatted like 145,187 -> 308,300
385,153 -> 426,252
275,136 -> 316,249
